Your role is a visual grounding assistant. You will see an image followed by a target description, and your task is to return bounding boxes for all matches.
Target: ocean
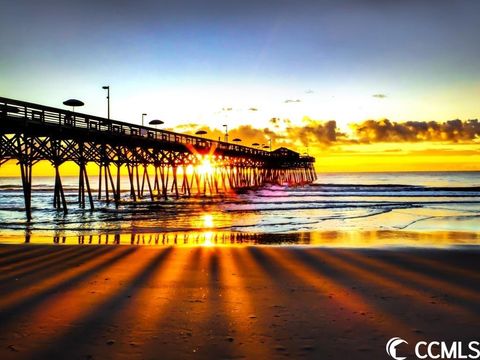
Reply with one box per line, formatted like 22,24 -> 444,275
0,171 -> 479,246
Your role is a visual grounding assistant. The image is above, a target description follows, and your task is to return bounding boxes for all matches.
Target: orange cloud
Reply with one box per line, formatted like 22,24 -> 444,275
352,118 -> 480,143
174,118 -> 480,153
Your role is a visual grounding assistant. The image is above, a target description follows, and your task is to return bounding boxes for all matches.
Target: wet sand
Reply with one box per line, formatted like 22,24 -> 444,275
0,244 -> 479,359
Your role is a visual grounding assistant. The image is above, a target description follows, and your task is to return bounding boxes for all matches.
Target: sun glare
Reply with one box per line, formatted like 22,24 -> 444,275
197,156 -> 214,175
202,231 -> 214,247
186,164 -> 194,175
203,214 -> 214,228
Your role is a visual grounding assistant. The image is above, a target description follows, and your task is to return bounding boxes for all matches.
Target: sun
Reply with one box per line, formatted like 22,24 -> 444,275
203,214 -> 214,228
197,156 -> 214,175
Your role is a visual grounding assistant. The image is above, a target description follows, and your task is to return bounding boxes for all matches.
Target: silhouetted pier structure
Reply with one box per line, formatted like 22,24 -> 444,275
0,96 -> 316,220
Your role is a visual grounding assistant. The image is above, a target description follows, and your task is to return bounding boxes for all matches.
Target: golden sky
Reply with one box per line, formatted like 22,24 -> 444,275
1,119 -> 479,177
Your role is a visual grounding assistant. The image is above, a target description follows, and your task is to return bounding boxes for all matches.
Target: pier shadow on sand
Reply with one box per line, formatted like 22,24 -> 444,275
0,244 -> 479,359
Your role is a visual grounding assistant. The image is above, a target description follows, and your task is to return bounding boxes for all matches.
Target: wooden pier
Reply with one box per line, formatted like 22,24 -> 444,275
0,96 -> 316,220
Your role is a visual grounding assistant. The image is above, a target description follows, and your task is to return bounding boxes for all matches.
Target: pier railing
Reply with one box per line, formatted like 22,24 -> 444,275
0,96 -> 314,163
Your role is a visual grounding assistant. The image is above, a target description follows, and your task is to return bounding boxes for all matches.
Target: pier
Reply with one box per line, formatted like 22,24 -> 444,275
0,96 -> 316,220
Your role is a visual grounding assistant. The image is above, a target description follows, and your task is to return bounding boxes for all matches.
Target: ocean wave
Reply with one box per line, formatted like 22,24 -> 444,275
1,172 -> 480,235
254,192 -> 480,198
224,200 -> 480,211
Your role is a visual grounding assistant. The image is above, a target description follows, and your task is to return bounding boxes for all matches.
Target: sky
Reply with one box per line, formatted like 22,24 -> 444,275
1,0 -> 480,172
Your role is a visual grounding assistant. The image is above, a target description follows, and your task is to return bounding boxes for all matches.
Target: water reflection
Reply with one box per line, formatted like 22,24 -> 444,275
203,214 -> 214,228
14,229 -> 480,247
50,231 -> 304,246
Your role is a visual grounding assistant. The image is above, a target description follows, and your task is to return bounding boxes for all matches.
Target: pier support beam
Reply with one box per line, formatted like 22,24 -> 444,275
115,164 -> 121,208
19,161 -> 32,221
78,162 -> 94,209
16,134 -> 33,221
53,164 -> 67,214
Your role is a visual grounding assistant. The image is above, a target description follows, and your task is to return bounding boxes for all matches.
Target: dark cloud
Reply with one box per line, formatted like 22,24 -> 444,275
372,94 -> 387,98
286,119 -> 346,146
222,107 -> 233,111
248,107 -> 258,112
352,118 -> 480,143
284,99 -> 302,103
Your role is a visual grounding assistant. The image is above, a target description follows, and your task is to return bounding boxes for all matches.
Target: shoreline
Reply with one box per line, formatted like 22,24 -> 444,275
0,229 -> 479,248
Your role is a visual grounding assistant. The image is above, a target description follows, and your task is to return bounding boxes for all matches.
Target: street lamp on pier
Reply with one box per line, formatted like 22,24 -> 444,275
102,86 -> 110,119
222,124 -> 228,143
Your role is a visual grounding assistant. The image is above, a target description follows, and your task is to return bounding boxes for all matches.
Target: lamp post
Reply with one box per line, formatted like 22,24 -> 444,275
102,86 -> 110,119
222,124 -> 228,143
142,113 -> 147,127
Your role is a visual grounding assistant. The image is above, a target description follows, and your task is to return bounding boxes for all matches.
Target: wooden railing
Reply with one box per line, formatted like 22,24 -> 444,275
0,96 -> 315,163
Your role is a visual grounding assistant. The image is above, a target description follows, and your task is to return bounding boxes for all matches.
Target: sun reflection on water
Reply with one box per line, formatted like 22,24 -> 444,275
202,231 -> 214,247
2,228 -> 480,248
203,214 -> 214,228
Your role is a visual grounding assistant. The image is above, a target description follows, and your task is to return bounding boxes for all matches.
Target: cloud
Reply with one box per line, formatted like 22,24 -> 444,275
228,125 -> 286,146
269,117 -> 293,129
222,107 -> 233,111
248,107 -> 258,112
351,118 -> 480,143
285,118 -> 347,146
175,124 -> 224,141
284,99 -> 301,103
173,123 -> 198,131
372,94 -> 387,98
305,89 -> 315,94
174,118 -> 480,153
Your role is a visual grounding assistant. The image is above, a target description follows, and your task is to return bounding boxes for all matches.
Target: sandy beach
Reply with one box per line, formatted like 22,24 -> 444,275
0,244 -> 479,359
